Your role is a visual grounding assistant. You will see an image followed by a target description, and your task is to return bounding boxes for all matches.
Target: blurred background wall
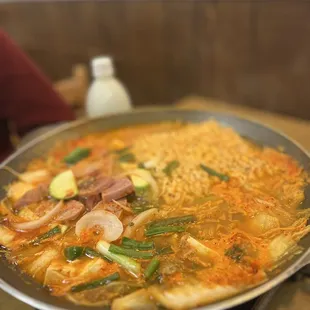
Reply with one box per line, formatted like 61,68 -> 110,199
1,1 -> 310,119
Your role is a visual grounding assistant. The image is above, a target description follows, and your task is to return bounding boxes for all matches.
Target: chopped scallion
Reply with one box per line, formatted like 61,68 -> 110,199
225,244 -> 244,262
114,147 -> 131,155
144,258 -> 160,280
64,147 -> 91,165
121,237 -> 155,250
96,240 -> 141,277
109,244 -> 154,259
145,226 -> 185,237
157,246 -> 174,255
138,162 -> 146,169
162,160 -> 180,176
119,153 -> 136,163
63,246 -> 112,262
71,272 -> 120,292
31,226 -> 62,244
147,215 -> 196,228
64,246 -> 84,261
200,164 -> 229,181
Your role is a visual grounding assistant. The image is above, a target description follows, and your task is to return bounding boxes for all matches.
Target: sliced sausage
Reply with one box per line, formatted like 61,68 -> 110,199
14,184 -> 49,211
79,194 -> 101,211
72,157 -> 111,179
78,175 -> 114,210
101,178 -> 134,203
55,200 -> 85,222
79,176 -> 114,196
72,161 -> 103,179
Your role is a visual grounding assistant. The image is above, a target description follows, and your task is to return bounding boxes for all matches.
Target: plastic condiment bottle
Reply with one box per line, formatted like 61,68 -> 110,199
86,56 -> 132,117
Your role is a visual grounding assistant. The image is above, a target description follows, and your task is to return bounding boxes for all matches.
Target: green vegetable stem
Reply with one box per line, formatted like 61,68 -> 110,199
147,215 -> 196,229
162,160 -> 180,176
64,147 -> 91,165
145,226 -> 185,237
200,164 -> 230,181
121,237 -> 155,250
109,244 -> 154,259
71,272 -> 120,292
144,258 -> 160,280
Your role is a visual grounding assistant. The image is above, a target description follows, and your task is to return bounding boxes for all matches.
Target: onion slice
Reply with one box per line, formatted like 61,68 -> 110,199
11,200 -> 64,231
112,199 -> 133,213
124,208 -> 158,238
75,210 -> 123,242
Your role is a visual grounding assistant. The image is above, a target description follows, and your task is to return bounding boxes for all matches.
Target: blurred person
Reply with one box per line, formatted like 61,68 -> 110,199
0,29 -> 75,161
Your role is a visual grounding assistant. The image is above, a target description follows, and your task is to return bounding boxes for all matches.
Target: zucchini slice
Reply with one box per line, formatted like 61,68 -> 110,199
131,175 -> 149,193
49,170 -> 78,200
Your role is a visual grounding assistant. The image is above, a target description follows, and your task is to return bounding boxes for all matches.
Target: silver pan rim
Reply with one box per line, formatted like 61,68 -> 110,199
0,107 -> 309,310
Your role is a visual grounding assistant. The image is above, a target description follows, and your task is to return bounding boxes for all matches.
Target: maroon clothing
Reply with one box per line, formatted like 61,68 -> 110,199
0,30 -> 75,161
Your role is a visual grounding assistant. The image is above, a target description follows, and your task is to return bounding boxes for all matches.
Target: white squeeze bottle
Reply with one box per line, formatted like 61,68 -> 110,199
86,56 -> 132,117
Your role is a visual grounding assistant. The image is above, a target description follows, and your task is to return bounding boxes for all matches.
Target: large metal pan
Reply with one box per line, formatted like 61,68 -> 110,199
0,109 -> 309,310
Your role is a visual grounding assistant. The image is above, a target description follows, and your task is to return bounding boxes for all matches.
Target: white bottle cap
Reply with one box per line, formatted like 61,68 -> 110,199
91,56 -> 114,78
